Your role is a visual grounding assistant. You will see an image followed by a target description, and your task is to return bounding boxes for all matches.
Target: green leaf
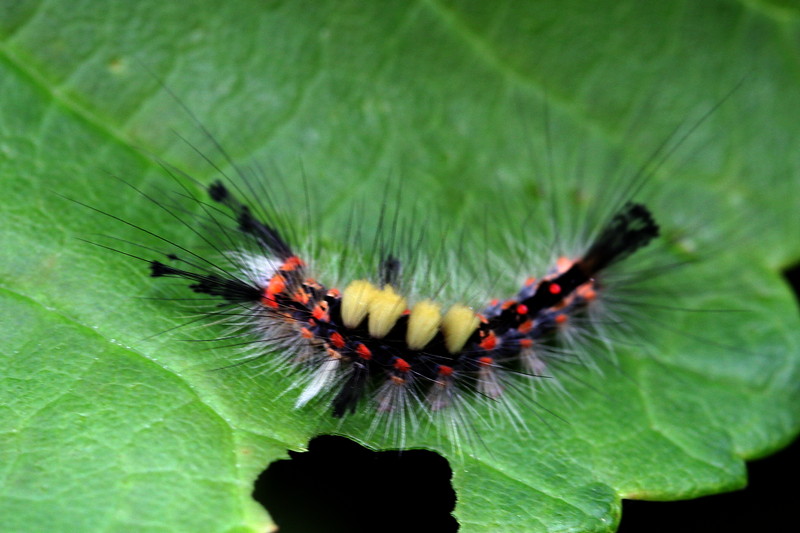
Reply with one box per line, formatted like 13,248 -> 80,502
1,1 -> 798,532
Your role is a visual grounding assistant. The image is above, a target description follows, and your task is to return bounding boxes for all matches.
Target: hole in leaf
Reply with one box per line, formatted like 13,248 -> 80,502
254,435 -> 458,533
784,262 -> 800,305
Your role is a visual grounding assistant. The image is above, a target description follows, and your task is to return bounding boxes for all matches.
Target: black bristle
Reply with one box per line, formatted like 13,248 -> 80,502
207,181 -> 296,260
150,260 -> 262,302
579,203 -> 660,275
380,255 -> 402,287
208,180 -> 229,202
332,363 -> 369,417
150,260 -> 172,277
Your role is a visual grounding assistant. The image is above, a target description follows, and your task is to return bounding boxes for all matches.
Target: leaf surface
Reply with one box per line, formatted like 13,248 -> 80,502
1,1 -> 798,531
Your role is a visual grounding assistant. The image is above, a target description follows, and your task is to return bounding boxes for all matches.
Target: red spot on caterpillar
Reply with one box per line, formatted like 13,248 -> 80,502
325,347 -> 341,359
556,256 -> 573,271
312,302 -> 329,321
330,331 -> 345,349
394,358 -> 411,372
549,283 -> 562,295
292,288 -> 310,305
299,327 -> 314,339
480,331 -> 497,350
525,277 -> 536,286
555,314 -> 568,325
520,339 -> 534,349
516,304 -> 529,315
478,356 -> 493,367
518,319 -> 533,334
261,291 -> 279,309
304,278 -> 322,289
280,256 -> 305,271
578,284 -> 597,301
268,273 -> 286,293
355,343 -> 372,360
437,365 -> 453,377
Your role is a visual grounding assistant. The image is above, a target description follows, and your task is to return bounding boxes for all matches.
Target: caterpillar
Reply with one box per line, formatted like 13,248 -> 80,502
148,179 -> 658,425
79,119 -> 678,458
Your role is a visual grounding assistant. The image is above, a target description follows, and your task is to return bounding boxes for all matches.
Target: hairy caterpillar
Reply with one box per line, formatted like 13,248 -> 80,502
148,179 -> 657,421
77,104 -> 682,455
